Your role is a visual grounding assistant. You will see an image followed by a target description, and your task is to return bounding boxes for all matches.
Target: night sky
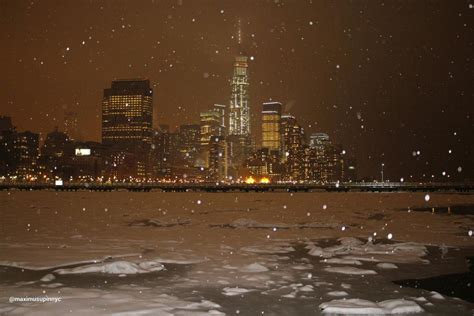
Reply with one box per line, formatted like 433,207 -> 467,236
1,0 -> 473,181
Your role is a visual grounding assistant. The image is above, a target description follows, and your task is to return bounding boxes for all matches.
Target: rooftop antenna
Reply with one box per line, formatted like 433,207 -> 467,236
237,18 -> 242,46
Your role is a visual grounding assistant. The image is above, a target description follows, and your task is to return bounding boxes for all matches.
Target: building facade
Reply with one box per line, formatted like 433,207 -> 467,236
280,115 -> 305,181
261,102 -> 282,152
102,79 -> 153,149
200,110 -> 222,147
178,124 -> 200,167
15,131 -> 39,178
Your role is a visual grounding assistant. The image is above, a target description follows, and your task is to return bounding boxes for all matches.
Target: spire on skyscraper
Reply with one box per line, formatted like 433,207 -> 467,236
237,18 -> 242,46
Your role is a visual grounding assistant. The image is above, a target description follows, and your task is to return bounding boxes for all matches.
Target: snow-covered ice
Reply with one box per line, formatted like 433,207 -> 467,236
320,298 -> 424,314
327,291 -> 349,297
40,273 -> 56,282
1,191 -> 473,314
222,287 -> 255,296
376,262 -> 398,269
307,237 -> 429,264
55,260 -> 165,275
324,266 -> 377,275
322,258 -> 362,265
239,263 -> 269,273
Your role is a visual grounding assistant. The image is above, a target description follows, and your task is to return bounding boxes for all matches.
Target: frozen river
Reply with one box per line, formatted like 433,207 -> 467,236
0,191 -> 473,315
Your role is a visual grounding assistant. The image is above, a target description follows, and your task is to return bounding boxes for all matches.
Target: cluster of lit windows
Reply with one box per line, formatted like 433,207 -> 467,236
262,113 -> 281,150
102,92 -> 153,145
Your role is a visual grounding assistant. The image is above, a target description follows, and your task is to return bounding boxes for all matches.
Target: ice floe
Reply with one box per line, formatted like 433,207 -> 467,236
240,263 -> 269,273
40,273 -> 55,282
307,237 -> 428,264
320,298 -> 424,314
324,266 -> 377,275
430,291 -> 445,300
321,258 -> 362,265
222,287 -> 255,296
151,256 -> 206,264
327,291 -> 349,297
376,262 -> 398,269
55,260 -> 165,275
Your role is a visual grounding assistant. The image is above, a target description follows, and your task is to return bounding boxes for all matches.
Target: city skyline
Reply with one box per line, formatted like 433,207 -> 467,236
1,1 -> 473,181
1,3 -> 474,314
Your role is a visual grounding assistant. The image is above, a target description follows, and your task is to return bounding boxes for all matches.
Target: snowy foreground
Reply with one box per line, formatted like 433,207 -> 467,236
0,191 -> 473,315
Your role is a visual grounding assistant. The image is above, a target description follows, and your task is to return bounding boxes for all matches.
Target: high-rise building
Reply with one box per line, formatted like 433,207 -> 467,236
305,133 -> 350,183
151,128 -> 171,178
262,102 -> 282,152
178,124 -> 200,167
229,56 -> 250,136
39,128 -> 73,179
208,135 -> 227,181
305,133 -> 331,182
212,104 -> 226,136
15,131 -> 39,178
286,125 -> 305,181
102,79 -> 153,148
200,110 -> 221,147
41,128 -> 71,158
280,114 -> 297,158
280,115 -> 305,181
0,116 -> 16,177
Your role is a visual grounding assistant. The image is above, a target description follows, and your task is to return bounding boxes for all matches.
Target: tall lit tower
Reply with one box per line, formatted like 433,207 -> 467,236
229,56 -> 250,136
229,18 -> 250,137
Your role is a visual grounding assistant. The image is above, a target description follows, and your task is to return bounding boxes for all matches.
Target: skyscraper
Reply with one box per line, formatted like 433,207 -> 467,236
178,124 -> 200,167
15,131 -> 39,178
306,133 -> 349,183
212,104 -> 226,136
262,102 -> 282,152
102,79 -> 153,148
280,114 -> 297,157
208,135 -> 227,181
229,56 -> 250,136
0,116 -> 16,177
200,110 -> 221,147
281,115 -> 305,181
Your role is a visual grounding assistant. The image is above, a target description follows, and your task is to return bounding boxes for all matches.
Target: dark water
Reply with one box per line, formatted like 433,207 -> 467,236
394,256 -> 474,303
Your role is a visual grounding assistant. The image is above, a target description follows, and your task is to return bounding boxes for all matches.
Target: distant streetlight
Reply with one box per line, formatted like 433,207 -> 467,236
381,163 -> 385,182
